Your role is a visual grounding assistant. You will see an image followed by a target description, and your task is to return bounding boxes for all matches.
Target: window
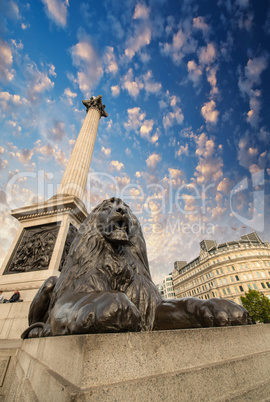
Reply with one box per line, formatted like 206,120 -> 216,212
216,269 -> 219,275
235,275 -> 240,281
231,266 -> 235,271
248,273 -> 253,279
223,278 -> 228,284
227,287 -> 231,294
253,283 -> 258,290
247,284 -> 252,290
261,283 -> 266,289
261,272 -> 266,278
234,286 -> 238,293
243,274 -> 247,280
256,272 -> 261,278
222,289 -> 227,295
219,279 -> 223,285
230,276 -> 235,282
239,285 -> 244,292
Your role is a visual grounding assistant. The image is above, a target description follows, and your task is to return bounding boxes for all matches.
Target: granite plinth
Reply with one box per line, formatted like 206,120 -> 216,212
1,324 -> 270,401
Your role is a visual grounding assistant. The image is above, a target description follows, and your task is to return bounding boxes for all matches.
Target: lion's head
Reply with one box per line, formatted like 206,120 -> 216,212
50,197 -> 161,330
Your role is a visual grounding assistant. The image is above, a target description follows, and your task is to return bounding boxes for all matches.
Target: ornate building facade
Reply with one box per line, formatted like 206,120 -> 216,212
172,232 -> 270,305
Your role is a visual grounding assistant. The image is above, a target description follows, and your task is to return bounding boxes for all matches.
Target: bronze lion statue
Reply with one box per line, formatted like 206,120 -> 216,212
22,197 -> 251,338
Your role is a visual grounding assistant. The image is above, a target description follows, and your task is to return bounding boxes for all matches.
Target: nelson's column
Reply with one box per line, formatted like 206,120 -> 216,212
0,95 -> 108,339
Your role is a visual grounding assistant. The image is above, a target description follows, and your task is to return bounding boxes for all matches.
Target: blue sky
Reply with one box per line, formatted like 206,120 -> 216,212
0,0 -> 270,284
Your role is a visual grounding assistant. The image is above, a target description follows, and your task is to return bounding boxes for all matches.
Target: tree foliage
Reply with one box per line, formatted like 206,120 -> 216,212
240,289 -> 270,323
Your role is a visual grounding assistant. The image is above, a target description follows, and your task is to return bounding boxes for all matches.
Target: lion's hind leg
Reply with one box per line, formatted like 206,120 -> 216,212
21,276 -> 58,339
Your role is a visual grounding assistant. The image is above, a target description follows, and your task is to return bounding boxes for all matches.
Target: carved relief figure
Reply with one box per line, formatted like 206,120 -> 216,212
6,225 -> 59,274
22,198 -> 251,338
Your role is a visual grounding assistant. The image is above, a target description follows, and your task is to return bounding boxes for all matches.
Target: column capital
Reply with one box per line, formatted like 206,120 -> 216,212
82,95 -> 108,118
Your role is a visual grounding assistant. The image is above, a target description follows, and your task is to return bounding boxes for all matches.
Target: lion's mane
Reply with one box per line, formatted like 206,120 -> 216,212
50,198 -> 162,330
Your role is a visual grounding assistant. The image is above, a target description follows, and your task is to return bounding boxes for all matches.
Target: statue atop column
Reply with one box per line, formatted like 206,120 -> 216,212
82,95 -> 108,117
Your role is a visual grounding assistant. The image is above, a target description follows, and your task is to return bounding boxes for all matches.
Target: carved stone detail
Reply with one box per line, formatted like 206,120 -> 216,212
59,224 -> 77,271
82,95 -> 108,118
4,223 -> 60,274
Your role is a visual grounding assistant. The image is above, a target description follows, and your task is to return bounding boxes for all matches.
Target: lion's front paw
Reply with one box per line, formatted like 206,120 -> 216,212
50,291 -> 142,335
94,291 -> 142,332
199,298 -> 252,327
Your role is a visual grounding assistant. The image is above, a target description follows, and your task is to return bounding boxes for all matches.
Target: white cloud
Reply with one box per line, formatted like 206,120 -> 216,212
146,153 -> 161,169
175,143 -> 189,158
110,160 -> 124,171
236,0 -> 249,8
104,46 -> 118,75
193,16 -> 210,37
133,3 -> 150,20
124,107 -> 158,143
54,149 -> 67,167
0,39 -> 14,82
207,66 -> 219,96
201,100 -> 219,124
51,120 -> 66,141
245,56 -> 268,86
101,146 -> 111,156
115,175 -> 131,187
198,43 -> 217,65
26,62 -> 54,102
187,60 -> 202,87
238,56 -> 268,97
122,68 -> 143,98
217,177 -> 233,195
143,70 -> 162,94
35,143 -> 55,157
160,27 -> 197,65
124,107 -> 146,131
238,55 -> 268,127
41,0 -> 69,27
247,90 -> 261,128
125,26 -> 151,60
0,91 -> 26,111
163,107 -> 184,129
16,149 -> 34,163
70,36 -> 103,96
238,137 -> 258,169
194,133 -> 223,184
111,85 -> 120,97
63,87 -> 77,105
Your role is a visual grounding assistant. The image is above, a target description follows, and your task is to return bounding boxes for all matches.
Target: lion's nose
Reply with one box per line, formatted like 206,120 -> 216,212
115,206 -> 127,215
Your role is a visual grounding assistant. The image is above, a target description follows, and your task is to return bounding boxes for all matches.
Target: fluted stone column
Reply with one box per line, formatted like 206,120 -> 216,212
57,95 -> 108,201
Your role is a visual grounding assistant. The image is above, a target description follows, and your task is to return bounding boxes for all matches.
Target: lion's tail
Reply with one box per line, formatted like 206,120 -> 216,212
21,322 -> 45,339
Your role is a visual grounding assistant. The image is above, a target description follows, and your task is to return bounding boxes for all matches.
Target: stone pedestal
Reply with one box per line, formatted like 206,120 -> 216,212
0,195 -> 87,339
1,325 -> 270,401
0,96 -> 108,340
